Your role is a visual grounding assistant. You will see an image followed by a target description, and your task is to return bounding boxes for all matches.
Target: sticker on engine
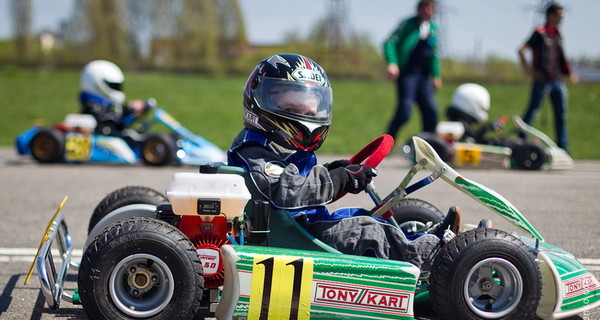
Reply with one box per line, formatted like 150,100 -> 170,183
197,248 -> 220,275
248,255 -> 313,319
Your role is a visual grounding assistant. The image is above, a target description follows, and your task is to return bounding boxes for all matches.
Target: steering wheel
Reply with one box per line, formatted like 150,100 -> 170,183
333,134 -> 394,201
348,134 -> 394,167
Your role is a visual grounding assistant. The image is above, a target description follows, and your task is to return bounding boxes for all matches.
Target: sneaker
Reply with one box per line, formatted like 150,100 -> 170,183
428,206 -> 462,239
477,219 -> 493,228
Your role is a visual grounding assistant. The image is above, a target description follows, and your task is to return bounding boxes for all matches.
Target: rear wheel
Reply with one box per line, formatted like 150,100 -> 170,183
429,228 -> 541,320
392,198 -> 443,237
30,128 -> 65,163
78,218 -> 204,320
142,133 -> 176,166
403,132 -> 450,163
88,186 -> 167,234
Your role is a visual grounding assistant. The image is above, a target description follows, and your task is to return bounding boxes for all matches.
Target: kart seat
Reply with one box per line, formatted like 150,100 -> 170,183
207,164 -> 341,254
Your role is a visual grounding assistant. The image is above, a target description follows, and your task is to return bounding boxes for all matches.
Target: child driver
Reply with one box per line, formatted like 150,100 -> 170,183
227,53 -> 459,269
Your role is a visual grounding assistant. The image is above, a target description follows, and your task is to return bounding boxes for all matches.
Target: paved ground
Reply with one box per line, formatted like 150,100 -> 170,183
0,147 -> 598,319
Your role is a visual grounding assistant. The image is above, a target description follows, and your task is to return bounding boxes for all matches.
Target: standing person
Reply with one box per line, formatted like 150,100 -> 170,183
383,0 -> 442,142
518,2 -> 578,151
79,60 -> 147,136
228,53 -> 460,270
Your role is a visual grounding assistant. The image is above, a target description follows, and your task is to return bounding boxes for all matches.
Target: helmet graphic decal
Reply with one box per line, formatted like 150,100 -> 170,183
291,57 -> 326,85
264,115 -> 329,151
266,54 -> 291,70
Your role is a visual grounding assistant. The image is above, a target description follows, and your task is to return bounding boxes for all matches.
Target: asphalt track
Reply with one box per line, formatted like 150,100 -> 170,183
0,146 -> 598,320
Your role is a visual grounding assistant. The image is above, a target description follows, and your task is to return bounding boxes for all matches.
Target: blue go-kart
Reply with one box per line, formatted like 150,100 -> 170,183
15,99 -> 226,166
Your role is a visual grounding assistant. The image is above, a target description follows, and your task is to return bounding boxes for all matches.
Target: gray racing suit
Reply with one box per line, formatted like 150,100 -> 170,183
227,129 -> 441,269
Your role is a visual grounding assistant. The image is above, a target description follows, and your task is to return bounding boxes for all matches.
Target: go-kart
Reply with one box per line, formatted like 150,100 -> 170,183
403,115 -> 574,171
15,99 -> 226,166
26,135 -> 599,319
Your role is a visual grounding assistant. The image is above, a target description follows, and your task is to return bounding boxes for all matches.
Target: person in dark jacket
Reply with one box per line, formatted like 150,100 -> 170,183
518,2 -> 578,150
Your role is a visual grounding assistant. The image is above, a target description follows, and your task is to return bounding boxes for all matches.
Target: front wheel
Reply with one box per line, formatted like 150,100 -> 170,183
429,228 -> 541,320
78,218 -> 204,320
512,141 -> 546,170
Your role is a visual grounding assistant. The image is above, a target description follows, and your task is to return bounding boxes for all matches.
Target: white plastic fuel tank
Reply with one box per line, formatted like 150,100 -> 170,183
436,121 -> 465,141
64,114 -> 97,131
166,172 -> 251,218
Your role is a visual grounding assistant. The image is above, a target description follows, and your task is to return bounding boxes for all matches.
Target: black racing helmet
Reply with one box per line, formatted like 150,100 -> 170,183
243,53 -> 333,151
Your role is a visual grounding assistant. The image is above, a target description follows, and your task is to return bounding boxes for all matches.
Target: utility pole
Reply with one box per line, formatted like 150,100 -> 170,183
324,0 -> 349,51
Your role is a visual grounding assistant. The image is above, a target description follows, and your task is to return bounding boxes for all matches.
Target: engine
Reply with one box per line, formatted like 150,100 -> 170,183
164,171 -> 251,288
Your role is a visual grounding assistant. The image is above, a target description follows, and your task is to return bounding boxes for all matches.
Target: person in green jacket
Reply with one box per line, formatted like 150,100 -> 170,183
383,0 -> 442,141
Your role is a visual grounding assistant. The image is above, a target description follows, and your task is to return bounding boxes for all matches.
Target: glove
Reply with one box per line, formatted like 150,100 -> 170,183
330,164 -> 378,195
323,159 -> 351,171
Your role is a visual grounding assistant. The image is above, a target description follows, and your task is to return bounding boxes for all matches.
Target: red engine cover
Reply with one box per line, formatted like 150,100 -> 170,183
179,215 -> 230,288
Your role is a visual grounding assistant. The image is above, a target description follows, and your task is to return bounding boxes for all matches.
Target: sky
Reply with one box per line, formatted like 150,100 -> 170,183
1,0 -> 599,61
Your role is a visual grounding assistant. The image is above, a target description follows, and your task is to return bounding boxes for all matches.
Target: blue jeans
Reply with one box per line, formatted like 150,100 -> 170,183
522,79 -> 569,150
386,72 -> 439,139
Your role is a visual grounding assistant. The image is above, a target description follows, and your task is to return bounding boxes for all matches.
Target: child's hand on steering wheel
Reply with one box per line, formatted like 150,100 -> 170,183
330,164 -> 378,195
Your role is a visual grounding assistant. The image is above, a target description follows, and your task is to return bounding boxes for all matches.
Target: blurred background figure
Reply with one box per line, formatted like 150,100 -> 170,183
518,2 -> 578,151
383,0 -> 442,143
80,60 -> 146,136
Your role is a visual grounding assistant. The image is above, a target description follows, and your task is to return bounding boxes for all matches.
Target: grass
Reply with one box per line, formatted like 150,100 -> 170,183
2,67 -> 599,159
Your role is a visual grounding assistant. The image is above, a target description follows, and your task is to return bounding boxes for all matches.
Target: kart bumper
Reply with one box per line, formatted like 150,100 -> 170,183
25,198 -> 80,309
521,238 -> 600,319
216,245 -> 421,320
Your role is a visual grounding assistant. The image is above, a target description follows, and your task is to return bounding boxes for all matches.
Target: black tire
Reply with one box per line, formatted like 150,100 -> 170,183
88,186 -> 167,234
403,132 -> 451,163
78,217 -> 204,320
142,133 -> 176,166
512,141 -> 546,170
29,128 -> 65,163
392,198 -> 444,236
429,228 -> 542,320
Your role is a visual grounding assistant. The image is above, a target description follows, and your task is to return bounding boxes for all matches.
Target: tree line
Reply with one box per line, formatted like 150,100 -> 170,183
5,0 -> 596,83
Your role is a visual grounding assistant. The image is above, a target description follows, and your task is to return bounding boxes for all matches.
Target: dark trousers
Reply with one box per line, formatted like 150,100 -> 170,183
522,78 -> 568,150
386,72 -> 439,140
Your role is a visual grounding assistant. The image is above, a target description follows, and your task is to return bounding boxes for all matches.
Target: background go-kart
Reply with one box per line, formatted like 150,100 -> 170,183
1,147 -> 599,320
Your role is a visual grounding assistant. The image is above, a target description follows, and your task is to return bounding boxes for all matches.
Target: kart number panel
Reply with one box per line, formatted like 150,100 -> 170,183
65,133 -> 92,161
248,255 -> 313,319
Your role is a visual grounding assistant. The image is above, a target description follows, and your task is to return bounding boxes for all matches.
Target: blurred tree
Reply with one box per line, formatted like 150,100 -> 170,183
88,0 -> 127,63
10,0 -> 32,63
62,0 -> 127,64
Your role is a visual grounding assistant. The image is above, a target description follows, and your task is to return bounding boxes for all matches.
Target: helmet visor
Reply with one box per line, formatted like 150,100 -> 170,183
104,80 -> 123,92
255,77 -> 332,124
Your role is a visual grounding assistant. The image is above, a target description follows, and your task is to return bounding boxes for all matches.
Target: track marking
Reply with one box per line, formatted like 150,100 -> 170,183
0,248 -> 83,263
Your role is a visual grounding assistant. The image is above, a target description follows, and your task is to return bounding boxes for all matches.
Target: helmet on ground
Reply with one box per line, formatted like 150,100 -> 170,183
243,53 -> 333,151
449,83 -> 490,124
80,60 -> 125,105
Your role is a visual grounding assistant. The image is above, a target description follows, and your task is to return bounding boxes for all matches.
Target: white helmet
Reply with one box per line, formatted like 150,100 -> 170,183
80,60 -> 125,105
451,83 -> 490,123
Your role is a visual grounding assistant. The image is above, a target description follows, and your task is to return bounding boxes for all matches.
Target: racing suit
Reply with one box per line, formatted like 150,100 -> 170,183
227,129 -> 441,269
80,92 -> 140,136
